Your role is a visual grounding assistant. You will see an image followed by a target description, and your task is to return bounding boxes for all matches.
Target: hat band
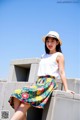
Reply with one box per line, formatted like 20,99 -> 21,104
47,34 -> 58,39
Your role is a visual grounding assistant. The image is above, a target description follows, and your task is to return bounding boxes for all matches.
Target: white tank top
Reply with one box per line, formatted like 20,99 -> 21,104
37,52 -> 61,79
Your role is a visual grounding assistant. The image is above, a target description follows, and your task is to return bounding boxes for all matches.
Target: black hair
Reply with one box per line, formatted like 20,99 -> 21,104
45,37 -> 62,54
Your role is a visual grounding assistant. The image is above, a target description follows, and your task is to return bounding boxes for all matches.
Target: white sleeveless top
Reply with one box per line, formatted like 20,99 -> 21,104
37,52 -> 61,79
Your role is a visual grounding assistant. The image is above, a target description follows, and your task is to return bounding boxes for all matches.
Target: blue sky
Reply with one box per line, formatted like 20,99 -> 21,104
0,0 -> 80,80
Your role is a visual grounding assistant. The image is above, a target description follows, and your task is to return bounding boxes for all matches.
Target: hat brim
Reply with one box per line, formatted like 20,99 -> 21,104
42,35 -> 62,45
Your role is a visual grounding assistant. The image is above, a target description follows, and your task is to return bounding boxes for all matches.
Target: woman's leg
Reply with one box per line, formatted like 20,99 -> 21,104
23,114 -> 27,120
11,102 -> 31,120
13,97 -> 27,120
13,97 -> 21,112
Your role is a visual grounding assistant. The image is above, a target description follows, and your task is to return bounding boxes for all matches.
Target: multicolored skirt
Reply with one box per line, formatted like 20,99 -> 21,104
8,76 -> 58,109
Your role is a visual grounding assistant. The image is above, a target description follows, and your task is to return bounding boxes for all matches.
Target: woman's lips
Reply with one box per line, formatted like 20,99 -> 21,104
48,46 -> 53,49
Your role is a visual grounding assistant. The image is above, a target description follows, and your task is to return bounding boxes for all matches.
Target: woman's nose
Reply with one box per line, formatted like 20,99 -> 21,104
48,42 -> 51,45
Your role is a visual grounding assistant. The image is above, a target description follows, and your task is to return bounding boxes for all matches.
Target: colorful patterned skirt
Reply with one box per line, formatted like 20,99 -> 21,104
8,76 -> 58,109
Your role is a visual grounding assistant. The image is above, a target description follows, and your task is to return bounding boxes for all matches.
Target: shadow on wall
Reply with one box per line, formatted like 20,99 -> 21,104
27,107 -> 43,120
15,65 -> 30,82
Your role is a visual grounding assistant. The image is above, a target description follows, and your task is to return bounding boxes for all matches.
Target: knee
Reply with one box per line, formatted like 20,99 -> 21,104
20,103 -> 31,111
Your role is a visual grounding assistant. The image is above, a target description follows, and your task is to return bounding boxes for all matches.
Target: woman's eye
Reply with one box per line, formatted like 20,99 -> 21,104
52,40 -> 54,42
47,40 -> 49,43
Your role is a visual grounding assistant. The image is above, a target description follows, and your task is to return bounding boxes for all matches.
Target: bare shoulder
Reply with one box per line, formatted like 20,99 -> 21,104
57,52 -> 64,57
56,52 -> 64,61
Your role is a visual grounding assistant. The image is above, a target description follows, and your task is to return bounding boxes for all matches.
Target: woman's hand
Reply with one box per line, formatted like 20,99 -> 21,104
65,89 -> 75,94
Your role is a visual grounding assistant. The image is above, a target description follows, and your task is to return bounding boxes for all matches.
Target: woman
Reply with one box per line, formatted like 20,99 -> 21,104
8,31 -> 74,120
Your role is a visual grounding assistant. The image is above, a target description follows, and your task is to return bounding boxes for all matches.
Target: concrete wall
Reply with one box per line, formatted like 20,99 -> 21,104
65,78 -> 80,94
0,82 -> 80,120
0,58 -> 80,120
42,90 -> 80,120
8,58 -> 40,82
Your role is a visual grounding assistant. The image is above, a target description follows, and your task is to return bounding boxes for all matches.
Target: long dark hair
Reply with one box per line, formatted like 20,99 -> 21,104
45,37 -> 62,54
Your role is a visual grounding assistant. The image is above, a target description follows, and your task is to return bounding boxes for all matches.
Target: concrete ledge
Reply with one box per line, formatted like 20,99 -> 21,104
63,79 -> 80,94
11,58 -> 40,65
52,90 -> 80,100
42,90 -> 80,120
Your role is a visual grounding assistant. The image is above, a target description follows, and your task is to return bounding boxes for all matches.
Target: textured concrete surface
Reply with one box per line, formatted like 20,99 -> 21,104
0,81 -> 80,120
42,90 -> 80,120
0,58 -> 80,120
8,58 -> 40,82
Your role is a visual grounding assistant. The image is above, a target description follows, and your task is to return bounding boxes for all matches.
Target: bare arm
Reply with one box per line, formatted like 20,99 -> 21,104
56,53 -> 75,94
56,53 -> 68,91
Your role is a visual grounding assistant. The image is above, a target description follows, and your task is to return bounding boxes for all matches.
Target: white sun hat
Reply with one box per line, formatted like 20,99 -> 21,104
42,31 -> 62,45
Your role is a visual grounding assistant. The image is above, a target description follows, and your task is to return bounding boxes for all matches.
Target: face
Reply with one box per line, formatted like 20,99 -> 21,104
46,37 -> 59,54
